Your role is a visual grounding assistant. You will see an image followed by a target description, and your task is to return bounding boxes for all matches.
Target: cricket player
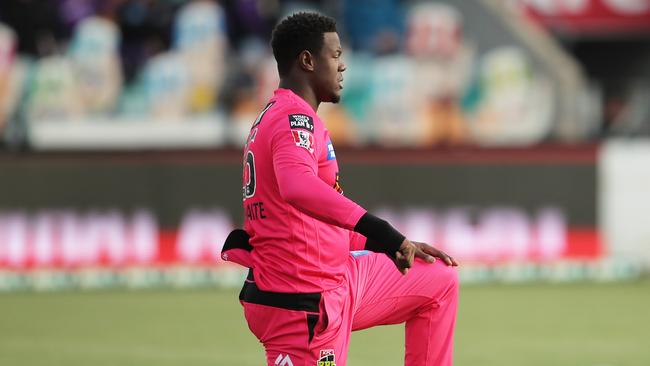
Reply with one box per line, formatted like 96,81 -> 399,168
222,12 -> 459,366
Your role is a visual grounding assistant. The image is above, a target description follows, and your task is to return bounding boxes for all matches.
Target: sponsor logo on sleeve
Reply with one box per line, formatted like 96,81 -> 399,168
333,173 -> 343,194
289,114 -> 314,132
291,130 -> 315,153
326,141 -> 336,160
317,350 -> 336,366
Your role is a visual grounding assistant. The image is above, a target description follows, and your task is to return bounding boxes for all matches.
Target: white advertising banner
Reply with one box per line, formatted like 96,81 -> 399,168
600,139 -> 650,265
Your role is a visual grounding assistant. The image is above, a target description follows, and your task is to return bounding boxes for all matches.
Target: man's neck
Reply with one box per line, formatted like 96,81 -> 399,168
279,77 -> 319,112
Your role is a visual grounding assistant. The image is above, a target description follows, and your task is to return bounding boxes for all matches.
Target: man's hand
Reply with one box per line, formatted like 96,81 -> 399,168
394,239 -> 458,275
394,239 -> 417,275
412,241 -> 458,267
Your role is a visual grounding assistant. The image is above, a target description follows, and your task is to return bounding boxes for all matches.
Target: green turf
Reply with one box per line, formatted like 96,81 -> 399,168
1,281 -> 649,366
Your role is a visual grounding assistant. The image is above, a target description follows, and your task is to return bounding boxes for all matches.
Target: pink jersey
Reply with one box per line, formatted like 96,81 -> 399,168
242,88 -> 367,293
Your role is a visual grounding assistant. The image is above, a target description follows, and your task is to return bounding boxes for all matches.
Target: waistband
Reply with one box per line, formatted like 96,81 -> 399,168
239,269 -> 321,313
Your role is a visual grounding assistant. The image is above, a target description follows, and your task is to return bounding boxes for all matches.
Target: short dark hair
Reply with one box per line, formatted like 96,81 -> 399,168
271,12 -> 337,77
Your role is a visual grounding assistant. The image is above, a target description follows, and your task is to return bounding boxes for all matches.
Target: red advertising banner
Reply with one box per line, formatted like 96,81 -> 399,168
0,207 -> 602,270
521,0 -> 650,34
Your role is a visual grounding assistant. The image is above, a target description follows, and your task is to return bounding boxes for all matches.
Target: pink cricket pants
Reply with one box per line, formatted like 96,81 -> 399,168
239,251 -> 459,366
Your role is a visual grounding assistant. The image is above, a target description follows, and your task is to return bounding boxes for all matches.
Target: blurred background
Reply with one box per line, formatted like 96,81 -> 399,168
0,0 -> 649,365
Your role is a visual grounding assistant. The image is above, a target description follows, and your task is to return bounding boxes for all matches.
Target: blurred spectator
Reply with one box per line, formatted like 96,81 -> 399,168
68,16 -> 122,115
365,54 -> 432,146
27,55 -> 83,121
405,2 -> 474,145
221,0 -> 278,50
142,51 -> 190,118
0,0 -> 605,149
0,24 -> 17,135
338,52 -> 373,145
59,0 -> 103,30
462,46 -> 554,146
342,0 -> 405,53
229,47 -> 279,146
173,0 -> 227,114
116,0 -> 178,83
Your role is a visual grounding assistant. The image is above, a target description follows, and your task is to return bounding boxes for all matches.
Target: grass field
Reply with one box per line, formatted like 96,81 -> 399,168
1,281 -> 650,366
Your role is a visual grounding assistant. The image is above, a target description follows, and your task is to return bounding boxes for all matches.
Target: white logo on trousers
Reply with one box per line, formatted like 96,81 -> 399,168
275,354 -> 294,366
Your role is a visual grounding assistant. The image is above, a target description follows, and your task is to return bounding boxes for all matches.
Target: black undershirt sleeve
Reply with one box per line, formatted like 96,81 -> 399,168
353,213 -> 405,258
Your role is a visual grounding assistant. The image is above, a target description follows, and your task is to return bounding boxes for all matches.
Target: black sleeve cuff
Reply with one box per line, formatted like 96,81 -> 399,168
354,213 -> 404,257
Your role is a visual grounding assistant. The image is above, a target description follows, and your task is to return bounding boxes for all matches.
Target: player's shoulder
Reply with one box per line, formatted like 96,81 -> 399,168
264,100 -> 319,134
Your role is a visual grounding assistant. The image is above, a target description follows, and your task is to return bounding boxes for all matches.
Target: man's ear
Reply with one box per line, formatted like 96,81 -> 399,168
298,50 -> 315,72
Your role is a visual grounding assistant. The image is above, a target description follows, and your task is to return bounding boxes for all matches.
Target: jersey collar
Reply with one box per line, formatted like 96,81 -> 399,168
274,88 -> 316,114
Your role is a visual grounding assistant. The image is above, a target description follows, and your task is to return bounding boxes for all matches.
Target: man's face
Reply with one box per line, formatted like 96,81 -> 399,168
313,32 -> 346,104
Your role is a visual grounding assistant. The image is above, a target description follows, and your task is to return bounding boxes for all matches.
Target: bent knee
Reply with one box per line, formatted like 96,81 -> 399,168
424,260 -> 458,291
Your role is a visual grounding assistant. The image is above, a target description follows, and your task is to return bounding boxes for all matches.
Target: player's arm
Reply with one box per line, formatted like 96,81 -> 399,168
271,122 -> 406,265
220,227 -> 456,272
220,226 -> 399,269
271,120 -> 366,230
353,218 -> 458,273
271,115 -> 456,273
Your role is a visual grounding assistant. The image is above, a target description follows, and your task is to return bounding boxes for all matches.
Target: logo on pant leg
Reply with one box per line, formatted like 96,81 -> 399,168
275,354 -> 294,366
317,349 -> 336,366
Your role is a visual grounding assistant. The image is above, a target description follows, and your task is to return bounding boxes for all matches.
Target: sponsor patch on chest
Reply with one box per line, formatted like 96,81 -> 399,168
289,114 -> 314,132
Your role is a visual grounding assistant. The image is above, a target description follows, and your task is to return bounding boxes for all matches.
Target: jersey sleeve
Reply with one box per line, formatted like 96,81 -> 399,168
270,114 -> 366,230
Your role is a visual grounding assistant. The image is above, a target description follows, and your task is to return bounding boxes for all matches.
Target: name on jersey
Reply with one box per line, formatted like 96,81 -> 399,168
289,114 -> 314,132
245,201 -> 267,221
